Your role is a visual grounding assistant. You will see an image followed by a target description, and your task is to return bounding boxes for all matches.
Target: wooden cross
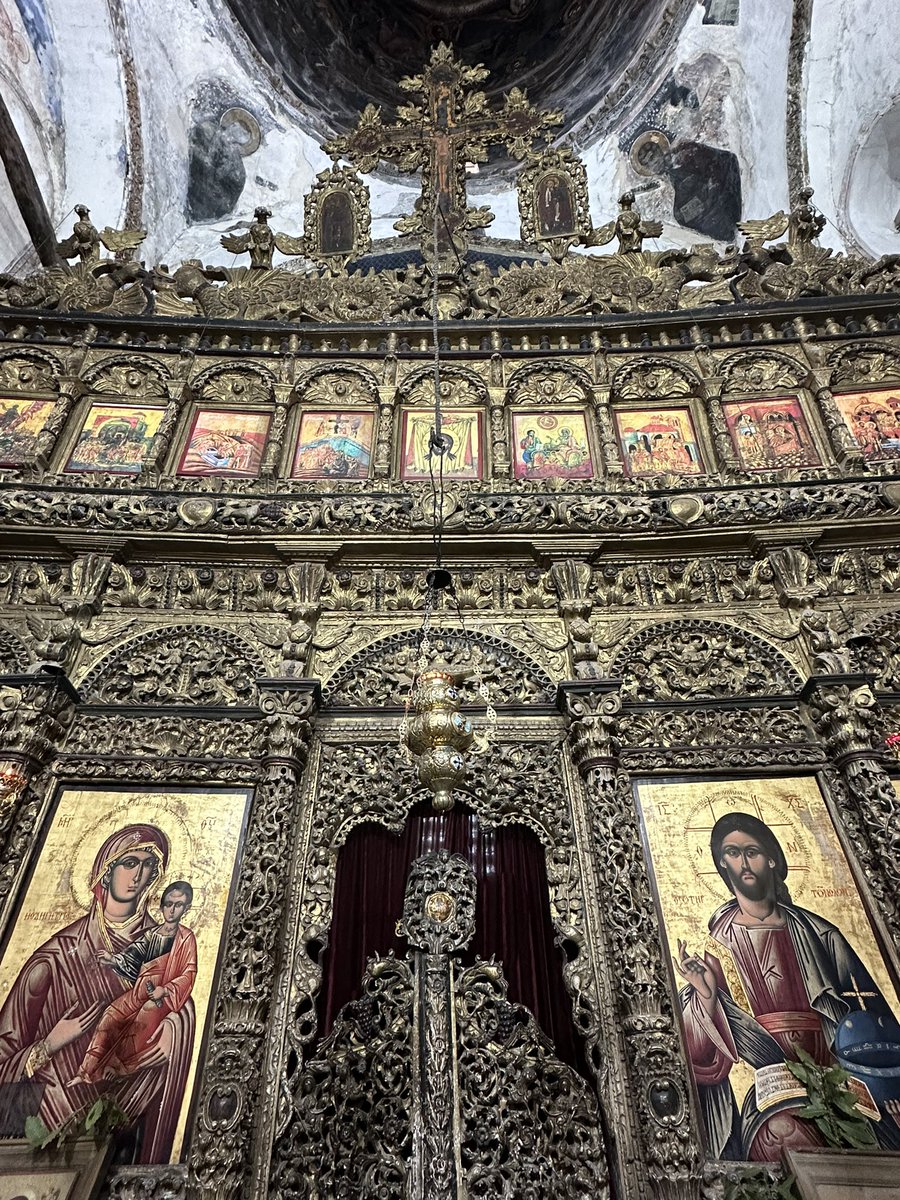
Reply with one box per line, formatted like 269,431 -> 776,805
842,973 -> 878,1011
325,43 -> 562,261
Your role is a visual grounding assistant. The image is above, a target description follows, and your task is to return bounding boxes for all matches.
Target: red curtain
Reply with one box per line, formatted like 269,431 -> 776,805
317,799 -> 586,1073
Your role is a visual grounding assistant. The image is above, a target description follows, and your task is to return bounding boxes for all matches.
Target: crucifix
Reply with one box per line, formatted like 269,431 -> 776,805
842,973 -> 878,1011
325,43 -> 562,263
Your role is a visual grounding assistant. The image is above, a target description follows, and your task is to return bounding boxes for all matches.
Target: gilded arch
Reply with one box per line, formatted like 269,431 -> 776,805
609,618 -> 804,701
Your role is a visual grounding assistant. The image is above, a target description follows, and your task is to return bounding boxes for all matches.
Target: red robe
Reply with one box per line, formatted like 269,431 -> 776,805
77,924 -> 197,1081
0,907 -> 194,1163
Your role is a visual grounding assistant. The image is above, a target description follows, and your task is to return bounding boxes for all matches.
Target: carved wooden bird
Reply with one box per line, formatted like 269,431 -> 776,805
57,205 -> 146,263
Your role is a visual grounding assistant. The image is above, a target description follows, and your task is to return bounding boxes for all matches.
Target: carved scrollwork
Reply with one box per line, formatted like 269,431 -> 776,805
0,626 -> 31,671
322,627 -> 556,707
78,623 -> 267,704
0,349 -> 63,393
191,363 -> 276,405
851,611 -> 900,690
827,342 -> 900,387
456,958 -> 610,1198
506,360 -> 593,406
397,850 -> 476,954
610,357 -> 700,401
62,711 -> 265,760
610,619 -> 803,701
278,954 -> 414,1199
102,1167 -> 187,1200
719,349 -> 808,394
81,354 -> 171,397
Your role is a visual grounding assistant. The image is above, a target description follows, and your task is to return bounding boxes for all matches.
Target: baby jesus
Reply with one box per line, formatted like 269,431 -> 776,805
70,881 -> 197,1084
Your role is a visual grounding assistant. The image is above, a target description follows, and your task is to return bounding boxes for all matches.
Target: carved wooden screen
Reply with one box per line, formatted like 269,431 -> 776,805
289,851 -> 610,1200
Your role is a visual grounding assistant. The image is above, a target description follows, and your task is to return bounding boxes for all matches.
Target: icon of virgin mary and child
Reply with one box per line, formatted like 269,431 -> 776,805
0,824 -> 197,1163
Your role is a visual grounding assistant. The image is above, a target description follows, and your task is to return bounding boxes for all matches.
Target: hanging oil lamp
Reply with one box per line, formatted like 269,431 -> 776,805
403,629 -> 475,811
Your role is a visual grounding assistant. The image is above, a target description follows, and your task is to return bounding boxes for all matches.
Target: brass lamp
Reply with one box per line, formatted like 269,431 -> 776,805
404,657 -> 475,811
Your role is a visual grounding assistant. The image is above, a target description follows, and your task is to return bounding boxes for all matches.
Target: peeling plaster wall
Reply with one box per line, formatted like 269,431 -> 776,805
2,0 -> 898,271
807,0 -> 900,256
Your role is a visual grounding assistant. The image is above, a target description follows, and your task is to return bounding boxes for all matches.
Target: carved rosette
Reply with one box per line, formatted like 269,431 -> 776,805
188,679 -> 319,1200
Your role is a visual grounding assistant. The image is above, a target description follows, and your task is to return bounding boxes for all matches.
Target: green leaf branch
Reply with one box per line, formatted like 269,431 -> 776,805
724,1047 -> 878,1200
25,1096 -> 128,1152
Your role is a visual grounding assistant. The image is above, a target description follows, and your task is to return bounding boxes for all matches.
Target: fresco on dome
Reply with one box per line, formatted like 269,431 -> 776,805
511,410 -> 593,479
64,404 -> 165,474
291,409 -> 373,479
400,408 -> 482,480
0,786 -> 249,1164
615,407 -> 703,475
0,397 -> 55,465
722,396 -> 821,470
177,409 -> 270,477
834,388 -> 900,461
636,775 -> 900,1162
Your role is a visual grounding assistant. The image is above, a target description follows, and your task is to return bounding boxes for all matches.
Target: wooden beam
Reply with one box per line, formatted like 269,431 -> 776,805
0,90 -> 60,268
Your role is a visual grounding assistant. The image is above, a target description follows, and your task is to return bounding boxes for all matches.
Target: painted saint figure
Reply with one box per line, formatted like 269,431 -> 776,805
677,812 -> 900,1160
71,881 -> 197,1085
0,825 -> 195,1163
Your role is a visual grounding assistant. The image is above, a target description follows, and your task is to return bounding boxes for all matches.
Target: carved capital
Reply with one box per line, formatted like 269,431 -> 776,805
257,677 -> 320,762
802,673 -> 880,760
557,679 -> 622,775
0,668 -> 79,767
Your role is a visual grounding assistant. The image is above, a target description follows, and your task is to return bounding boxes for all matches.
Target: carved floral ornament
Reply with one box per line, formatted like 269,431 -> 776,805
192,364 -> 275,406
850,611 -> 900,691
0,351 -> 63,394
828,343 -> 900,387
321,627 -> 557,708
720,350 -> 808,395
611,358 -> 700,401
609,619 -> 803,701
77,623 -> 268,705
506,362 -> 593,406
82,355 -> 172,397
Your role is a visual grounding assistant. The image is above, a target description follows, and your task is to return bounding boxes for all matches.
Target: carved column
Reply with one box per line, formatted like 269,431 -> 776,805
140,380 -> 189,480
807,367 -> 865,468
803,674 -> 900,915
399,852 -> 476,1200
31,375 -> 84,469
374,384 -> 396,478
488,385 -> 510,478
590,386 -> 624,478
701,377 -> 740,473
559,680 -> 703,1200
0,668 -> 78,857
259,383 -> 293,480
188,678 -> 320,1200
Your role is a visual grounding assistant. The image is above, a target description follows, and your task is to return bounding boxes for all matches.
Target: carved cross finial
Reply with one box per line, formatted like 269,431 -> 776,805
325,43 -> 562,263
